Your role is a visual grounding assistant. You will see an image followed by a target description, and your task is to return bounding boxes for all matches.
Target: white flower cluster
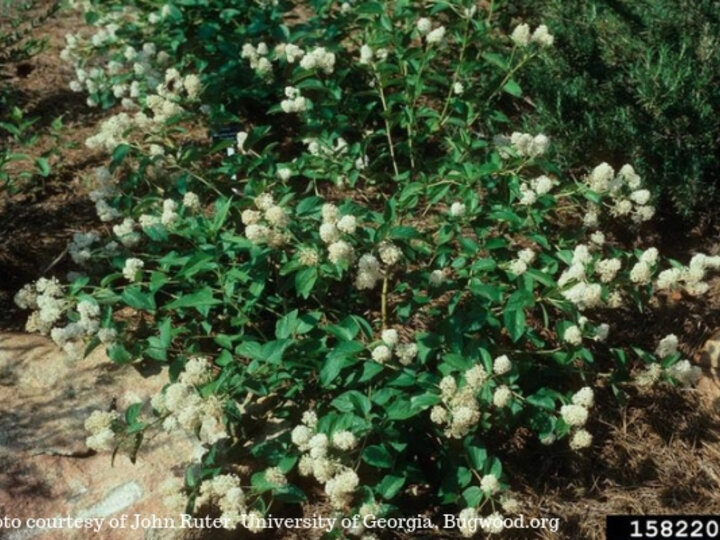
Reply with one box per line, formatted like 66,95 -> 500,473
559,386 -> 594,450
68,231 -> 100,264
510,132 -> 550,159
152,357 -> 228,446
655,253 -> 720,296
557,245 -> 605,311
88,167 -> 121,222
291,412 -> 359,508
511,23 -> 554,47
507,248 -> 535,276
586,163 -> 655,224
431,364 -> 494,438
14,277 -> 66,335
241,42 -> 273,77
457,508 -> 505,537
281,86 -> 308,113
84,409 -> 119,451
319,203 -> 356,265
652,334 -> 701,386
358,44 -> 388,65
629,247 -> 659,285
194,474 -> 251,530
371,330 -> 418,366
417,18 -> 446,45
62,22 -> 177,110
242,193 -> 291,247
276,42 -> 305,63
300,46 -> 336,73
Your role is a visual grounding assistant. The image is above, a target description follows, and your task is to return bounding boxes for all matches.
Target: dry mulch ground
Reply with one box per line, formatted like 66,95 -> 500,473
1,5 -> 720,540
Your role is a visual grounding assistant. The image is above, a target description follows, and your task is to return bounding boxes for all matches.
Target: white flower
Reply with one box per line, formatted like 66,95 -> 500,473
291,425 -> 313,449
265,205 -> 289,227
587,162 -> 614,192
619,164 -> 642,189
594,323 -> 610,342
277,168 -> 292,181
493,385 -> 512,407
122,258 -> 144,281
529,134 -> 550,156
572,387 -> 594,408
560,404 -> 588,426
666,359 -> 701,386
570,429 -> 592,450
655,334 -> 679,358
493,355 -> 512,375
480,474 -> 500,494
416,17 -> 432,35
563,325 -> 582,346
359,44 -> 373,64
453,82 -> 464,95
332,430 -> 357,451
245,224 -> 270,243
183,192 -> 200,210
430,405 -> 448,424
429,269 -> 446,286
336,215 -> 357,234
612,199 -> 633,217
439,376 -> 457,398
396,343 -> 418,365
319,222 -> 340,244
508,259 -> 527,276
381,329 -> 399,347
519,184 -> 537,205
483,512 -> 505,534
630,189 -> 651,205
583,210 -> 599,228
531,24 -> 554,47
328,241 -> 354,264
629,261 -> 652,284
595,258 -> 622,283
634,205 -> 656,222
532,175 -> 554,195
321,203 -> 339,224
511,23 -> 531,46
656,268 -> 681,290
517,248 -> 536,264
265,467 -> 287,486
640,247 -> 659,266
465,364 -> 488,389
183,74 -> 202,99
378,243 -> 402,266
590,231 -> 605,245
450,201 -> 466,217
457,508 -> 478,538
572,244 -> 592,265
300,47 -> 336,74
426,26 -> 446,44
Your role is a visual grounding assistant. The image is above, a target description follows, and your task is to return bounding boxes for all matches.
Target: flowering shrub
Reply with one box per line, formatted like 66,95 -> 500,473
15,0 -> 718,536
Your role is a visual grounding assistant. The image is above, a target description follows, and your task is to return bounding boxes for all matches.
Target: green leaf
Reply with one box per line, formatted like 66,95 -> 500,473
121,286 -> 156,311
319,341 -> 364,387
35,157 -> 51,177
295,267 -> 317,299
275,309 -> 299,339
464,440 -> 487,470
502,79 -> 523,97
375,474 -> 405,500
164,287 -> 219,310
363,445 -> 393,468
503,308 -> 526,342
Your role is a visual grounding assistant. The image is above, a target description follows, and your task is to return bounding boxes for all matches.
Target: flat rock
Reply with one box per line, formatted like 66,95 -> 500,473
0,332 -> 200,540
